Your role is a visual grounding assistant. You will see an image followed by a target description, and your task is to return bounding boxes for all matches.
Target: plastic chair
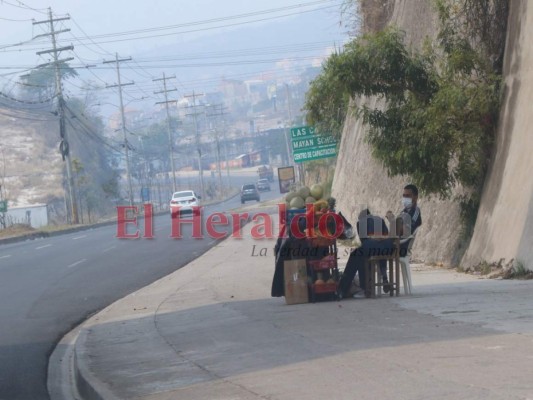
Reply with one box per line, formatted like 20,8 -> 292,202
398,228 -> 419,295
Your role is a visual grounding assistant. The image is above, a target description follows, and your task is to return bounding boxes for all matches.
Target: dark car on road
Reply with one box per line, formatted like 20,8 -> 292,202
241,183 -> 260,204
257,179 -> 271,192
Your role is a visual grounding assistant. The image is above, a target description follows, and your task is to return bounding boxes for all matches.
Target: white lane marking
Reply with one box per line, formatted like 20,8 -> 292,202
72,235 -> 87,240
36,244 -> 52,250
0,255 -> 12,260
102,245 -> 116,253
67,259 -> 87,268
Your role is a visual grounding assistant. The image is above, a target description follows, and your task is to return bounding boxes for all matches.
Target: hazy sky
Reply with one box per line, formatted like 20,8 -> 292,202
0,0 -> 348,108
0,0 -> 346,66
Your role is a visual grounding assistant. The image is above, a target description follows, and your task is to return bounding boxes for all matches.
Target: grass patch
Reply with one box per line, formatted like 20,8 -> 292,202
0,224 -> 35,239
505,260 -> 533,280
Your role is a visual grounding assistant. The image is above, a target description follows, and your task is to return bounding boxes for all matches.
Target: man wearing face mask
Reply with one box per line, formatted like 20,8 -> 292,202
338,184 -> 422,298
388,184 -> 422,241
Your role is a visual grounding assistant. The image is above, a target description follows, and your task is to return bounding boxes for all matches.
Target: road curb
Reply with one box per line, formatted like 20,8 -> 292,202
74,329 -> 121,400
66,214 -> 252,400
47,192 -> 247,400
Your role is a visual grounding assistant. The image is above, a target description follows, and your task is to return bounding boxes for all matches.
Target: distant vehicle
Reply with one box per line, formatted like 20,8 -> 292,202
257,165 -> 274,182
241,184 -> 260,204
170,190 -> 201,218
257,179 -> 271,192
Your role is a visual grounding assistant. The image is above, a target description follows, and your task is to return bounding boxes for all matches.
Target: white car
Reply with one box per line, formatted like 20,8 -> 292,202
170,190 -> 201,218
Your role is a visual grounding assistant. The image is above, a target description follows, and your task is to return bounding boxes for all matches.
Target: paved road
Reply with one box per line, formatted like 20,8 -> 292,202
0,176 -> 281,400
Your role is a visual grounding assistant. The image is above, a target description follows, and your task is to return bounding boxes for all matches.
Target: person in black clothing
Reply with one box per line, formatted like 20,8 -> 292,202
356,208 -> 389,239
339,184 -> 422,298
338,208 -> 390,296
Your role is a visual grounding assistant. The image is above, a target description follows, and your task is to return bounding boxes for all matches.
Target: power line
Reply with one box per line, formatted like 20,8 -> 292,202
57,4 -> 341,47
64,105 -> 125,154
69,15 -> 113,57
0,0 -> 48,14
0,54 -> 328,70
130,59 -> 154,79
132,41 -> 337,62
0,108 -> 57,121
0,1 -> 340,51
0,90 -> 56,103
0,16 -> 34,22
61,1 -> 336,42
70,49 -> 115,92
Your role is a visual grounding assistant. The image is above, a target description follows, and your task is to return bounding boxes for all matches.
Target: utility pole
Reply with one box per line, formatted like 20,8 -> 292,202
0,148 -> 6,229
222,112 -> 231,188
206,104 -> 229,194
103,54 -> 135,206
153,73 -> 178,194
33,8 -> 79,224
185,91 -> 205,200
206,106 -> 222,196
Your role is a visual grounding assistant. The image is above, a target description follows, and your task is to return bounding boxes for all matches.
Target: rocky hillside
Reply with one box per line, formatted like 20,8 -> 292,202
0,99 -> 118,224
0,107 -> 64,211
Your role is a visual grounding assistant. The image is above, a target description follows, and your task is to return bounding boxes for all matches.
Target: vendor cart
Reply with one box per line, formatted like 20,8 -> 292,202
286,208 -> 341,303
306,236 -> 340,302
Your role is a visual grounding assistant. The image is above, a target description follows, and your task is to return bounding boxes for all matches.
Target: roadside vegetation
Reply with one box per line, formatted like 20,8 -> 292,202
304,0 -> 509,238
457,259 -> 533,280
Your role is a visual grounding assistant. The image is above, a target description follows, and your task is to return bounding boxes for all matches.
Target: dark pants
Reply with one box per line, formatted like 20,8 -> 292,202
339,238 -> 397,295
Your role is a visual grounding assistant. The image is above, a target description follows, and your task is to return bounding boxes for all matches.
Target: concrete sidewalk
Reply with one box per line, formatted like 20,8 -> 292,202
64,215 -> 533,400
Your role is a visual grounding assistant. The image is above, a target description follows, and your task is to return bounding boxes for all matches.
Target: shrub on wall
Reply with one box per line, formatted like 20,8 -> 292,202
305,1 -> 506,206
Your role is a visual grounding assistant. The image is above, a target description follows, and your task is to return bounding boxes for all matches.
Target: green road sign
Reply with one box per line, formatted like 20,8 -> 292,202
293,143 -> 337,163
290,125 -> 338,162
290,126 -> 315,140
0,200 -> 7,213
292,135 -> 337,150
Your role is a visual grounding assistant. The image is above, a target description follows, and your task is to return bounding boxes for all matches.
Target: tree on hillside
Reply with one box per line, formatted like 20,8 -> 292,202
64,97 -> 121,219
304,0 -> 508,236
19,62 -> 78,101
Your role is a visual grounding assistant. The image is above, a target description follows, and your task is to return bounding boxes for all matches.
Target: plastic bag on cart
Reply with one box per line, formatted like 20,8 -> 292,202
338,211 -> 355,240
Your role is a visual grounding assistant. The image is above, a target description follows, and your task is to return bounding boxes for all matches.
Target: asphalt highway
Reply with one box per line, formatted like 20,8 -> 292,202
0,177 -> 281,400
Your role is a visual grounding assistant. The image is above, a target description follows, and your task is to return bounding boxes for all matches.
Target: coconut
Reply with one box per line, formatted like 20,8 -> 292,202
305,196 -> 316,204
314,279 -> 325,285
289,196 -> 305,209
285,191 -> 297,203
298,186 -> 311,199
310,184 -> 324,200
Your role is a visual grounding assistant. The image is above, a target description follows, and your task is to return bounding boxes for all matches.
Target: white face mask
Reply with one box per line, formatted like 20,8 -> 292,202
402,197 -> 412,208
